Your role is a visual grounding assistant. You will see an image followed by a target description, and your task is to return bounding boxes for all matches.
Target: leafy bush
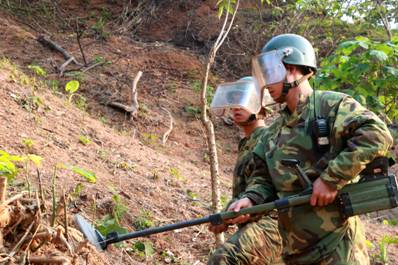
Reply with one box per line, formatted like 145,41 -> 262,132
316,36 -> 398,122
96,193 -> 128,237
0,150 -> 19,182
373,235 -> 398,264
28,64 -> 47,77
129,240 -> 155,259
133,210 -> 154,230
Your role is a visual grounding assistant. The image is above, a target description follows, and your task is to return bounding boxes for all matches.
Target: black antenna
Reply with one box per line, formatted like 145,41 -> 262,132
313,71 -> 317,119
311,71 -> 330,153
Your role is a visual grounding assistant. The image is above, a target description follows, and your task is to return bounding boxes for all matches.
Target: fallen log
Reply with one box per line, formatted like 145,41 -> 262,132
36,35 -> 83,76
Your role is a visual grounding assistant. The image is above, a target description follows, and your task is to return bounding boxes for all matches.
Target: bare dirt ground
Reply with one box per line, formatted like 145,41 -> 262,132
0,1 -> 397,264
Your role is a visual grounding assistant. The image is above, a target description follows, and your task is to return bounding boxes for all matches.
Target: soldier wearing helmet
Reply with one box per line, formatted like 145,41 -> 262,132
226,34 -> 393,264
208,77 -> 283,265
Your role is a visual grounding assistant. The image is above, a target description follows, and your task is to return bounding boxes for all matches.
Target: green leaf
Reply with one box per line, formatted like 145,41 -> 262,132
355,36 -> 370,43
79,135 -> 91,145
0,160 -> 17,181
385,66 -> 398,77
369,50 -> 388,62
226,3 -> 234,14
366,95 -> 384,111
65,80 -> 80,93
28,64 -> 47,77
56,163 -> 67,169
354,36 -> 369,49
374,43 -> 394,55
96,215 -> 128,236
27,154 -> 43,167
72,183 -> 84,198
365,239 -> 374,249
338,41 -> 358,55
134,241 -> 145,252
353,94 -> 366,105
144,242 -> 155,257
339,55 -> 350,64
71,166 -> 96,183
217,5 -> 224,18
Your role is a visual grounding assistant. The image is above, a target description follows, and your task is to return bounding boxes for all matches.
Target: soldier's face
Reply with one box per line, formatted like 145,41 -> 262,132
231,107 -> 252,124
266,82 -> 285,103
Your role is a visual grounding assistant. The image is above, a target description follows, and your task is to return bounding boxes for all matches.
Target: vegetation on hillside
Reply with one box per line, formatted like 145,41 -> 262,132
0,0 -> 397,264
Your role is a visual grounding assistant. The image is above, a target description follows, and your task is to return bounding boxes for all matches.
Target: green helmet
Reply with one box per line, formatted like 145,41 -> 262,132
261,34 -> 317,73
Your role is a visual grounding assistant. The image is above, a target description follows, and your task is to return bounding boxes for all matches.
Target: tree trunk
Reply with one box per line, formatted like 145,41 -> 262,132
199,0 -> 240,246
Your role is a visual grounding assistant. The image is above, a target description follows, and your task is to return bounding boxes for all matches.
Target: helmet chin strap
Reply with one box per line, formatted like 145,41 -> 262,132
235,114 -> 257,126
282,71 -> 314,96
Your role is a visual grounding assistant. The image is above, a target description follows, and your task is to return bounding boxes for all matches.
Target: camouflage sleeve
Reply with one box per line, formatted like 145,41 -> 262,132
320,96 -> 394,189
240,153 -> 277,205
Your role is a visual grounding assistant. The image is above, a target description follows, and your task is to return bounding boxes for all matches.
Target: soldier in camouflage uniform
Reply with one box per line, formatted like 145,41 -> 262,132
227,34 -> 393,264
208,77 -> 283,265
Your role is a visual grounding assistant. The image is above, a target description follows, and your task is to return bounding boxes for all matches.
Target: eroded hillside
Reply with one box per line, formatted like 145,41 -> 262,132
0,1 -> 397,265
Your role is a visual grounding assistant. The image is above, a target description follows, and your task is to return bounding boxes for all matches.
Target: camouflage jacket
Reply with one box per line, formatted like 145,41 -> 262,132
241,91 -> 393,263
233,126 -> 267,199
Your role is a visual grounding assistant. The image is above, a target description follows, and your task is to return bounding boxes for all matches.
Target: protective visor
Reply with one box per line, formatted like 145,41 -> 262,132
252,49 -> 288,88
210,79 -> 261,116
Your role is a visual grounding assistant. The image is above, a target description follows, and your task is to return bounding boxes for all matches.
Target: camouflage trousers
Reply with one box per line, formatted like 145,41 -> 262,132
285,216 -> 370,265
207,215 -> 283,265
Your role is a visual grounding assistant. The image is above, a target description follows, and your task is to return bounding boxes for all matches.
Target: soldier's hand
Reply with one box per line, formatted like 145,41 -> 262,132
225,198 -> 253,225
208,223 -> 229,234
310,178 -> 338,207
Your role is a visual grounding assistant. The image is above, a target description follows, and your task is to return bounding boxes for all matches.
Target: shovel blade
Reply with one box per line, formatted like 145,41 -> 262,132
74,214 -> 106,250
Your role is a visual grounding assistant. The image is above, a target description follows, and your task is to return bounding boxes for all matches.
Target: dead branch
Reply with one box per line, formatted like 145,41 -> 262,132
54,226 -> 73,255
375,0 -> 392,41
108,71 -> 143,119
0,177 -> 7,248
37,35 -> 80,63
28,255 -> 70,265
8,221 -> 35,258
0,177 -> 6,202
4,192 -> 28,205
20,218 -> 41,264
29,230 -> 54,242
62,190 -> 68,241
58,58 -> 75,76
3,214 -> 24,237
75,19 -> 87,66
0,205 -> 11,228
161,107 -> 174,146
36,35 -> 83,76
27,225 -> 75,254
81,61 -> 106,73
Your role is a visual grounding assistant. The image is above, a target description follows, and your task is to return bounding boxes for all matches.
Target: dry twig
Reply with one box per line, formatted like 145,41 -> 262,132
161,107 -> 174,146
4,191 -> 28,205
20,216 -> 41,264
0,177 -> 6,202
108,71 -> 143,119
8,220 -> 35,257
28,255 -> 70,265
75,19 -> 87,66
62,190 -> 68,241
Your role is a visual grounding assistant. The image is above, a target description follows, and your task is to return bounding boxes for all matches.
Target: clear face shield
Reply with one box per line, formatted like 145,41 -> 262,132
252,49 -> 291,88
210,79 -> 262,116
